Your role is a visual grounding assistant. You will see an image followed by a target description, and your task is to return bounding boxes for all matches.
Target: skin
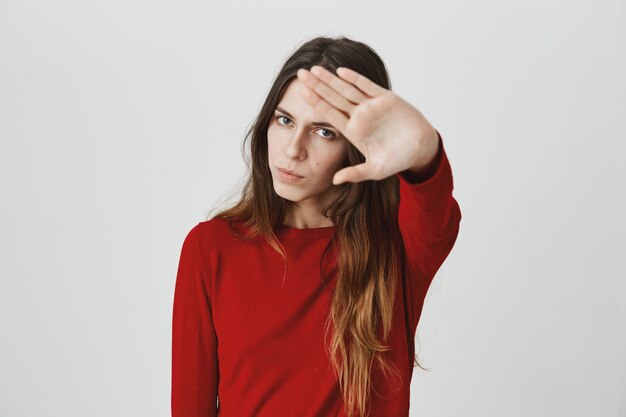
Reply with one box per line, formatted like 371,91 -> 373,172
297,66 -> 441,182
268,66 -> 441,229
267,78 -> 349,229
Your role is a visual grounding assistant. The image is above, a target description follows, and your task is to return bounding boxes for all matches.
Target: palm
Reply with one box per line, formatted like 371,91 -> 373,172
297,65 -> 439,185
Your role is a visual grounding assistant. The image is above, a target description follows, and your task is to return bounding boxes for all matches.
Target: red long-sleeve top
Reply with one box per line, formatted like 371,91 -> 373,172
171,131 -> 462,417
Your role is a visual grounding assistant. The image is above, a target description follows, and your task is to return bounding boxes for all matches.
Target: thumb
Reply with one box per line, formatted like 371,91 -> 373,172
333,163 -> 371,185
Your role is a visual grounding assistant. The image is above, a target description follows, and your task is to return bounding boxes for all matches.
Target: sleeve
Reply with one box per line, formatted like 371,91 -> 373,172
171,223 -> 219,417
394,130 -> 462,330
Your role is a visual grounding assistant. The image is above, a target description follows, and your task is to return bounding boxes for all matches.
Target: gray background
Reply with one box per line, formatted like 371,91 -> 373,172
1,0 -> 624,416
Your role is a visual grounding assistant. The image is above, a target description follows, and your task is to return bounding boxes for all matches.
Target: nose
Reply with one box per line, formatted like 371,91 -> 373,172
284,126 -> 307,160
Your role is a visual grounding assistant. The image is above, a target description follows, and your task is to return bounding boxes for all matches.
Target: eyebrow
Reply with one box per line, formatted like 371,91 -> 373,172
275,106 -> 336,129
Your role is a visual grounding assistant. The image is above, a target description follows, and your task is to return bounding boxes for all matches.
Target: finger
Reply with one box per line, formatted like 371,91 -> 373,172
297,69 -> 356,115
309,65 -> 370,105
300,86 -> 349,134
333,163 -> 371,185
335,67 -> 388,98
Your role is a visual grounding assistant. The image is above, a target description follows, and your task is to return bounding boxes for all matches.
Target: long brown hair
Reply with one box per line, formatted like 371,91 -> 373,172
207,35 -> 426,417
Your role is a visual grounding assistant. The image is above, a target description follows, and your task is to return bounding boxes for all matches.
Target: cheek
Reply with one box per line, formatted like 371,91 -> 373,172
313,146 -> 347,171
267,128 -> 289,153
266,131 -> 281,159
314,159 -> 342,180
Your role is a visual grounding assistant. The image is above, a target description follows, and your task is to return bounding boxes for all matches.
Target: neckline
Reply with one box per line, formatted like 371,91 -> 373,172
274,223 -> 336,239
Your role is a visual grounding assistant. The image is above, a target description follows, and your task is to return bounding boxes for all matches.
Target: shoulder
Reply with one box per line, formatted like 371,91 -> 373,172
177,218 -> 231,274
193,217 -> 254,251
196,217 -> 230,235
188,217 -> 231,249
178,218 -> 226,252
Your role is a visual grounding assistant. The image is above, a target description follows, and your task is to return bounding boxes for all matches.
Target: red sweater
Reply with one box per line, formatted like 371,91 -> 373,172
171,131 -> 462,417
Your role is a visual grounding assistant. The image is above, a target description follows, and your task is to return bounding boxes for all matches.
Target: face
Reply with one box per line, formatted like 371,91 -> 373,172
267,78 -> 349,210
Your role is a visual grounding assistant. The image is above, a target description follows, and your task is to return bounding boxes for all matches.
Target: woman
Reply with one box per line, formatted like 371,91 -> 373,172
172,35 -> 462,417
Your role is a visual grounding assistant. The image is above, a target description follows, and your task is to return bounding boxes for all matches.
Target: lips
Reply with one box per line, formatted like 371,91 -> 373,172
278,167 -> 304,178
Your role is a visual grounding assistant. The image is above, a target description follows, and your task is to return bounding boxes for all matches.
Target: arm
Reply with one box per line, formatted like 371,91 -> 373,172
171,224 -> 219,417
404,128 -> 442,183
394,130 -> 462,329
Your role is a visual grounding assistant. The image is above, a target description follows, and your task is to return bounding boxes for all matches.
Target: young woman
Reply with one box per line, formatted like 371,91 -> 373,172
172,35 -> 462,417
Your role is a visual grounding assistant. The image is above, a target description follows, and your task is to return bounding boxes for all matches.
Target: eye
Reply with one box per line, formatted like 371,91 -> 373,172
274,114 -> 337,140
315,128 -> 337,140
275,115 -> 293,126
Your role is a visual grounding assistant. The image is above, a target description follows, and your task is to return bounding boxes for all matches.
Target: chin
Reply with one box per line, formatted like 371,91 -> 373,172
273,184 -> 306,202
274,189 -> 299,202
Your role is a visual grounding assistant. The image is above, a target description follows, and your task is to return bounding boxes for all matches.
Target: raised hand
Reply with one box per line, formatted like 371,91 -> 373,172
296,65 -> 440,185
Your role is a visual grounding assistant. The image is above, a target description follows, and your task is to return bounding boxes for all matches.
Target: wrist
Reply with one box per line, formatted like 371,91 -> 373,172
408,129 -> 440,174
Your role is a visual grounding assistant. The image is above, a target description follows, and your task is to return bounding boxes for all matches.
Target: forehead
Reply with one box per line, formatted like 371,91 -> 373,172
276,79 -> 331,125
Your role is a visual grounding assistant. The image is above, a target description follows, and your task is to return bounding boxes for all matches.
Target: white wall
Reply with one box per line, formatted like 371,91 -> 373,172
1,0 -> 624,416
